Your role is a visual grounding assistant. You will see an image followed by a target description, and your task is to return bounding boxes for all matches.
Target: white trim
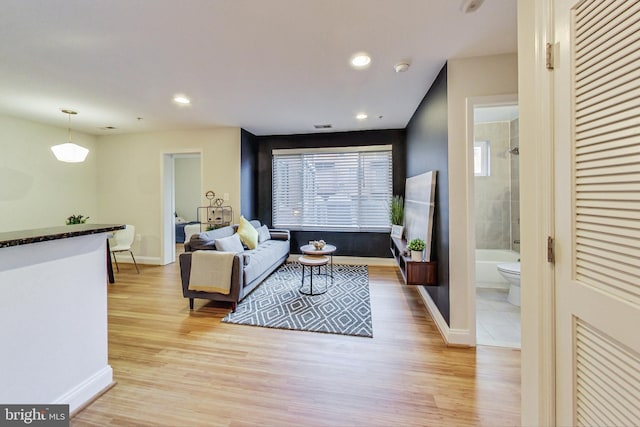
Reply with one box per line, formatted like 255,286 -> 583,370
53,366 -> 113,414
161,153 -> 176,266
160,150 -> 203,267
518,0 -> 555,425
466,93 -> 519,350
272,144 -> 392,155
417,287 -> 473,346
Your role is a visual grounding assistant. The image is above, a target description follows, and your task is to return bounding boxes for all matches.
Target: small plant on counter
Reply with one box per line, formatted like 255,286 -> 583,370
66,214 -> 89,225
407,238 -> 425,251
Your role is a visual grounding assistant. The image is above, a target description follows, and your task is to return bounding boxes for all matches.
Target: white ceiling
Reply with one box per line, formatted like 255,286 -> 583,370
0,0 -> 517,136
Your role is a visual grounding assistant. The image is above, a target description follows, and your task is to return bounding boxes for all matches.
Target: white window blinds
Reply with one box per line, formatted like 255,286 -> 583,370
272,145 -> 393,231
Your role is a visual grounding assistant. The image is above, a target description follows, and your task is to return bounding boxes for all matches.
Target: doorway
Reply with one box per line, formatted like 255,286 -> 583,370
161,152 -> 202,265
466,94 -> 519,348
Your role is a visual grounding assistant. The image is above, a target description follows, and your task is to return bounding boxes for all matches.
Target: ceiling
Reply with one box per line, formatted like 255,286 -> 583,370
0,0 -> 516,136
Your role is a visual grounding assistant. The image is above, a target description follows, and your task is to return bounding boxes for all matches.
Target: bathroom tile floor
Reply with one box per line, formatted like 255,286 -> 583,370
476,288 -> 521,349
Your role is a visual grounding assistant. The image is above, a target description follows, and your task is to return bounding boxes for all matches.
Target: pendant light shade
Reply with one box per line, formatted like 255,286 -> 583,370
51,109 -> 89,163
51,142 -> 89,163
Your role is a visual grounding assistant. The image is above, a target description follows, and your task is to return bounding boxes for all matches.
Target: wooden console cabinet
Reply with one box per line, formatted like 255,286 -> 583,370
390,236 -> 437,285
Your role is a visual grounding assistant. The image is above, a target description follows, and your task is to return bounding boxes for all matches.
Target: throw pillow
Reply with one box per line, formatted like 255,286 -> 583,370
257,224 -> 271,244
237,216 -> 259,249
214,233 -> 244,253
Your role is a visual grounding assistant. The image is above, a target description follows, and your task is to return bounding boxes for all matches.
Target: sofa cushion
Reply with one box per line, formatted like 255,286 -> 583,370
257,225 -> 271,244
242,239 -> 290,285
214,233 -> 244,253
188,225 -> 235,251
237,216 -> 259,249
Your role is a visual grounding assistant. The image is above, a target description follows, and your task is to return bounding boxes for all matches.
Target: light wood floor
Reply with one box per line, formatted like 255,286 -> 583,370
72,254 -> 521,427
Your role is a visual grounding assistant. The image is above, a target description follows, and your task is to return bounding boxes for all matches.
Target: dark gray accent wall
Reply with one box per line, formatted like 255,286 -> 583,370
255,129 -> 406,257
405,63 -> 450,325
240,129 -> 258,220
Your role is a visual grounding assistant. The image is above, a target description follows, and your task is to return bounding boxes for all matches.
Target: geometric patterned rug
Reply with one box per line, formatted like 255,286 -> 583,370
222,262 -> 372,337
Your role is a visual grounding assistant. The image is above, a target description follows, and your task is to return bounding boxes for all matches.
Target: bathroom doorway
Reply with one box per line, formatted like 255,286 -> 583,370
472,101 -> 521,348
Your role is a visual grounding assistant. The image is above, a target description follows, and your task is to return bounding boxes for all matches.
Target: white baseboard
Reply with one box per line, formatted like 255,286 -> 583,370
54,365 -> 113,413
416,287 -> 473,347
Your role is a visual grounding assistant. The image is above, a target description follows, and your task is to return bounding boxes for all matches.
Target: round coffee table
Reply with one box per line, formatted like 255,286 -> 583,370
298,255 -> 330,295
300,244 -> 337,281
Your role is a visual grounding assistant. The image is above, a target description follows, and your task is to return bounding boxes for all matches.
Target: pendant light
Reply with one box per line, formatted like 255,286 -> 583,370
51,109 -> 89,163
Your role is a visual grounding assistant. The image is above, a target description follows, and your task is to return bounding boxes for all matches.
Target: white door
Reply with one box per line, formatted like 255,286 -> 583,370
554,0 -> 640,425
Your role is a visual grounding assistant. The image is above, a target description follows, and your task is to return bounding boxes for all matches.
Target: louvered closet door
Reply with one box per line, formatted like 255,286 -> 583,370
554,1 -> 640,425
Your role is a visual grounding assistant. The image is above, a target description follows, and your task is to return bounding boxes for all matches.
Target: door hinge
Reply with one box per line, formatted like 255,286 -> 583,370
546,42 -> 554,70
547,236 -> 555,263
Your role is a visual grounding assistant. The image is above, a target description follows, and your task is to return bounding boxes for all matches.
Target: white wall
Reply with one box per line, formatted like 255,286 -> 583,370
96,128 -> 241,264
447,53 -> 518,343
174,156 -> 201,221
0,115 -> 98,232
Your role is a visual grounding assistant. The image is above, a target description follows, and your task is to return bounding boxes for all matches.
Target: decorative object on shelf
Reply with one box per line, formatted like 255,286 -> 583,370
407,238 -> 425,262
205,190 -> 224,208
198,190 -> 233,231
51,109 -> 90,163
311,240 -> 326,250
390,195 -> 405,238
66,214 -> 89,225
390,195 -> 404,225
391,225 -> 404,239
404,171 -> 437,261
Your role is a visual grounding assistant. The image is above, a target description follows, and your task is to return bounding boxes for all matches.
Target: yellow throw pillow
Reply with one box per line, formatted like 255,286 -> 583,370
237,216 -> 259,249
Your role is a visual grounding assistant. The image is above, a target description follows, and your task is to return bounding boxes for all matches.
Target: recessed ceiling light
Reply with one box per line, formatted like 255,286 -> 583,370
173,95 -> 191,105
350,53 -> 371,69
356,113 -> 368,120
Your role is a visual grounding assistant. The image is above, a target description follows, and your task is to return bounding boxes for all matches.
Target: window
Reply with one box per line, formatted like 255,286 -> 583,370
474,140 -> 490,176
272,145 -> 393,231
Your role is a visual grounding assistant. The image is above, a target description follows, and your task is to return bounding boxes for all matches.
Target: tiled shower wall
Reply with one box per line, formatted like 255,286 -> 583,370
474,120 -> 520,252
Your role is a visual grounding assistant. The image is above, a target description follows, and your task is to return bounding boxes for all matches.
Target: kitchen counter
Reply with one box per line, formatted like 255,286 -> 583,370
0,223 -> 125,413
0,223 -> 125,248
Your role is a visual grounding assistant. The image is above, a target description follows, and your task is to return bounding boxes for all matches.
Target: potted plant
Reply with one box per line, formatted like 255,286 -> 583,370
407,238 -> 425,262
66,214 -> 89,225
390,195 -> 404,238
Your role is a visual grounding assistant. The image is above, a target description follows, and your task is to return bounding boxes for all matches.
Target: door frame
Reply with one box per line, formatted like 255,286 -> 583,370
465,94 -> 519,348
518,0 -> 555,424
161,150 -> 203,265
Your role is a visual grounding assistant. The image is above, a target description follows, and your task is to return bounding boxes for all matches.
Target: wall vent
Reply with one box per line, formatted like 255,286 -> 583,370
313,124 -> 332,129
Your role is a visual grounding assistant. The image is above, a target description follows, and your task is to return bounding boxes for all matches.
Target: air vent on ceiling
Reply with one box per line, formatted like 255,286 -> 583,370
314,124 -> 332,129
99,126 -> 117,130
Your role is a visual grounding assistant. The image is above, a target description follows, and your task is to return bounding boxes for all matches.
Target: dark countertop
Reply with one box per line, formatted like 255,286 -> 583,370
0,224 -> 126,248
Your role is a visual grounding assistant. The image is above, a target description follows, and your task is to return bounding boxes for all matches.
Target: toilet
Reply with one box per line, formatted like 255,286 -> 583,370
497,262 -> 521,306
